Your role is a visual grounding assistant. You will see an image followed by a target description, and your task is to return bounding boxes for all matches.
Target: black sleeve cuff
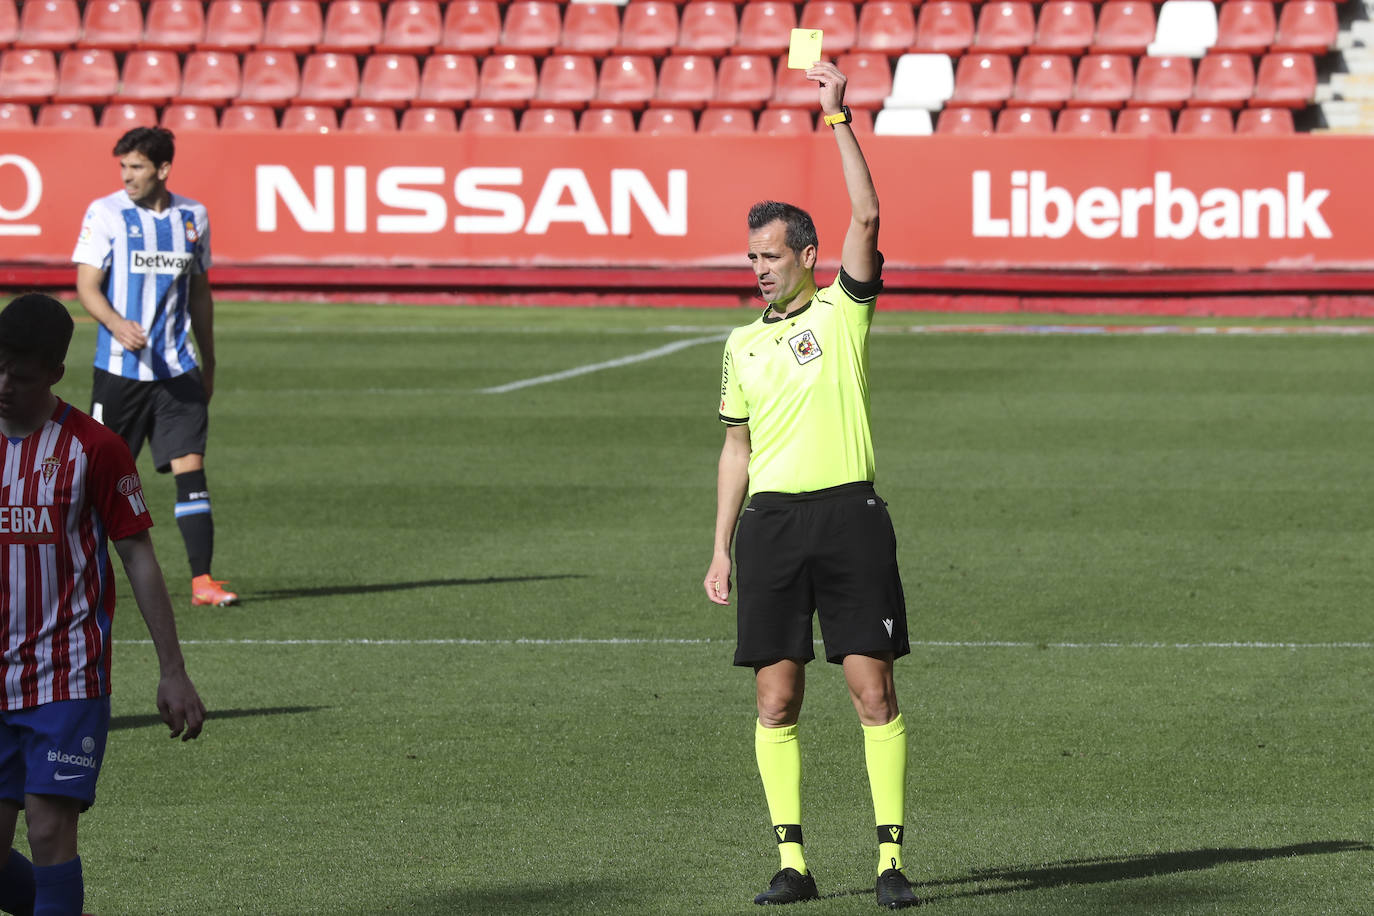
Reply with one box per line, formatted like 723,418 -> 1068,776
837,251 -> 884,301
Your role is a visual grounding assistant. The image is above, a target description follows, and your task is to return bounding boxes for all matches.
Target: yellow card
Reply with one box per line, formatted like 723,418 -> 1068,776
787,29 -> 823,70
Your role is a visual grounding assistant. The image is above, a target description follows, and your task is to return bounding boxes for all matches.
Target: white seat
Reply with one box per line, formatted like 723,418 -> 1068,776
873,107 -> 933,134
884,53 -> 954,110
1147,0 -> 1218,57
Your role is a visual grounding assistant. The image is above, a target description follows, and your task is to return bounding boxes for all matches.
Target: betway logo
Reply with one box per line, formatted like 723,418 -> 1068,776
131,250 -> 196,274
256,166 -> 687,236
972,170 -> 1331,240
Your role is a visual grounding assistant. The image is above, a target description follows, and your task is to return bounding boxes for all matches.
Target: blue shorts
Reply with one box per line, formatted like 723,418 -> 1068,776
0,697 -> 111,810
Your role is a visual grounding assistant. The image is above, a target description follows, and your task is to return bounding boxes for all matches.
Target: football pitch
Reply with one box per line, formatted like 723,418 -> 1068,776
42,301 -> 1372,915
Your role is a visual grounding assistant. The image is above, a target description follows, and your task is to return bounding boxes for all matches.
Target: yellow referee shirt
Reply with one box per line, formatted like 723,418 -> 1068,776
718,268 -> 881,496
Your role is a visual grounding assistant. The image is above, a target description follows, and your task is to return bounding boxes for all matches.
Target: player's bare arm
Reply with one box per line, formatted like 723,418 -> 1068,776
806,61 -> 881,284
114,530 -> 206,740
75,263 -> 147,352
705,424 -> 751,605
188,273 -> 216,401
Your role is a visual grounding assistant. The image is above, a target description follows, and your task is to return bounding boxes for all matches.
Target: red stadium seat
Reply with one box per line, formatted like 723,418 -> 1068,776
640,106 -> 695,134
79,0 -> 142,50
143,0 -> 205,51
19,0 -> 80,49
558,2 -> 620,56
770,55 -> 816,108
653,54 -> 715,109
678,1 -> 738,57
497,0 -> 561,54
521,105 -> 576,132
534,52 -> 596,108
113,50 -> 181,105
935,106 -> 993,134
1130,55 -> 1193,108
1236,106 -> 1293,134
377,0 -> 442,53
239,49 -> 301,106
358,53 -> 420,108
37,101 -> 94,125
735,1 -> 795,56
1056,106 -> 1113,134
617,1 -> 677,55
460,105 -> 515,131
1011,53 -> 1073,108
297,52 -> 360,105
162,102 -> 217,129
201,0 -> 264,52
476,53 -> 537,107
857,1 -> 917,57
319,0 -> 383,52
438,0 -> 500,54
0,102 -> 33,128
971,1 -> 1035,55
914,1 -> 974,56
401,106 -> 457,131
949,52 -> 1013,107
712,53 -> 772,108
757,107 -> 812,135
1251,51 -> 1315,108
594,53 -> 655,109
579,106 -> 633,133
1031,1 -> 1094,55
281,104 -> 337,131
220,102 -> 277,128
835,52 -> 892,109
0,1 -> 16,48
1091,1 -> 1155,56
54,48 -> 117,103
417,53 -> 478,107
996,106 -> 1053,134
1272,0 -> 1336,55
99,101 -> 157,128
261,1 -> 322,52
1214,1 -> 1276,55
698,106 -> 753,134
177,50 -> 241,105
1070,53 -> 1133,108
341,105 -> 397,131
1176,106 -> 1233,134
0,49 -> 57,103
1116,105 -> 1172,134
799,1 -> 857,55
1191,53 -> 1254,108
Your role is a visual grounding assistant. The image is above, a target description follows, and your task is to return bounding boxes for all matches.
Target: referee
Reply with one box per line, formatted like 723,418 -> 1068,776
703,61 -> 918,910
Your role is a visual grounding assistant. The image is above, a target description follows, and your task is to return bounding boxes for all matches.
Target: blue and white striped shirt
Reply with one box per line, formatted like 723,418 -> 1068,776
71,190 -> 212,382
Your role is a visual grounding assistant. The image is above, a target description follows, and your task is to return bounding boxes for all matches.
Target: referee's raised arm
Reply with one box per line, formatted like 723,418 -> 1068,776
807,61 -> 881,285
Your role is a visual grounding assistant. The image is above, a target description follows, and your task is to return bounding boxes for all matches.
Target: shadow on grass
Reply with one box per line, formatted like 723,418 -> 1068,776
111,705 -> 328,731
824,840 -> 1372,904
246,575 -> 585,603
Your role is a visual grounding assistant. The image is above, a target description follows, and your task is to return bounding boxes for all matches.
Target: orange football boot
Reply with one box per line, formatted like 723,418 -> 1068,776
191,575 -> 238,607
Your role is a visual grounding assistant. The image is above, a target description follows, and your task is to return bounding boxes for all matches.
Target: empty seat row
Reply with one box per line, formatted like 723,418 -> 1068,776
1,0 -> 1338,60
889,50 -> 1317,110
936,103 -> 1296,133
0,47 -> 905,109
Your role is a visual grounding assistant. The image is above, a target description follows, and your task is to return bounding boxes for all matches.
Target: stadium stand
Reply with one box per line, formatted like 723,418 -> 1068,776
297,52 -> 361,106
38,101 -> 94,124
1011,53 -> 1074,108
239,49 -> 301,106
438,0 -> 501,54
260,0 -> 323,53
100,100 -> 157,127
341,105 -> 397,131
1213,0 -> 1277,55
997,105 -> 1055,133
79,0 -> 142,50
640,106 -> 695,133
1252,51 -> 1316,108
935,106 -> 994,135
1148,0 -> 1219,57
162,101 -> 218,129
557,2 -> 621,56
593,53 -> 655,108
219,102 -> 276,128
177,50 -> 242,105
579,106 -> 634,132
460,105 -> 516,131
497,0 -> 562,54
1116,105 -> 1172,133
698,106 -> 754,134
856,1 -> 917,57
1236,106 -> 1294,134
200,0 -> 264,53
534,52 -> 597,107
319,0 -> 383,53
873,107 -> 932,134
757,106 -> 811,134
0,1 -> 16,48
950,52 -> 1015,107
771,55 -> 817,107
281,103 -> 337,131
886,53 -> 955,110
417,53 -> 478,107
1191,52 -> 1255,108
712,53 -> 773,108
1271,0 -> 1337,55
0,102 -> 34,128
678,1 -> 738,57
1176,105 -> 1234,133
476,52 -> 538,106
914,1 -> 975,56
1031,1 -> 1095,56
143,0 -> 206,51
1131,55 -> 1194,108
113,49 -> 181,105
616,1 -> 678,55
837,52 -> 893,109
653,54 -> 715,108
1090,1 -> 1155,56
359,53 -> 421,107
54,47 -> 117,103
400,105 -> 457,131
521,105 -> 576,131
1056,106 -> 1114,134
1070,53 -> 1134,108
971,1 -> 1036,55
377,0 -> 443,54
735,1 -> 795,56
799,1 -> 857,55
18,0 -> 81,50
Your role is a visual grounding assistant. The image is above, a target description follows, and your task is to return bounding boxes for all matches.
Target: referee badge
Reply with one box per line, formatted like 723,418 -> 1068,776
788,329 -> 822,365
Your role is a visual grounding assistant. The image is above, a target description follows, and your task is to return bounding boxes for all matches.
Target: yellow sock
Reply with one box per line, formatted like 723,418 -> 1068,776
755,720 -> 806,874
863,713 -> 908,875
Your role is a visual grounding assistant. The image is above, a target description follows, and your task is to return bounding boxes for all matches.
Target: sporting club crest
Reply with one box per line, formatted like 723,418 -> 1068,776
40,456 -> 60,482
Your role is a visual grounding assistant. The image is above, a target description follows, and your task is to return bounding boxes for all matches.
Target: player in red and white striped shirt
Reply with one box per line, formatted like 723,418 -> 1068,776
0,293 -> 204,916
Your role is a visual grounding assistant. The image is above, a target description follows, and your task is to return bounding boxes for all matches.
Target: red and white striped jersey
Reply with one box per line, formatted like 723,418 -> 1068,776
0,400 -> 152,710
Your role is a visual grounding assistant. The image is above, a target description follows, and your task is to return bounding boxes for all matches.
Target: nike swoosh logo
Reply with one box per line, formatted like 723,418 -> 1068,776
53,772 -> 86,781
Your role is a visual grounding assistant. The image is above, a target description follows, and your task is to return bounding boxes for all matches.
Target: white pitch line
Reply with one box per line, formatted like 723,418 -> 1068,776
116,638 -> 1373,649
479,334 -> 728,394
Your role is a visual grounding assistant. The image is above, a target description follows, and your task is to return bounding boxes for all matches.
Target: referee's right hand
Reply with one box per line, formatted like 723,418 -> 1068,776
704,554 -> 732,605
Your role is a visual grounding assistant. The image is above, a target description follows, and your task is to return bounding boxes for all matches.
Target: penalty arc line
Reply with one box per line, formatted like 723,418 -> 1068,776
479,334 -> 729,394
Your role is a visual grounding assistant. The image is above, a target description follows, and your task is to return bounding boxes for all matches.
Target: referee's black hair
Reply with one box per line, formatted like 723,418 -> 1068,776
0,293 -> 74,370
113,126 -> 176,167
748,201 -> 818,255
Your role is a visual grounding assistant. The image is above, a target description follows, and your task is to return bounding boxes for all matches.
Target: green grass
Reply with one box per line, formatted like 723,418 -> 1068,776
29,302 -> 1373,914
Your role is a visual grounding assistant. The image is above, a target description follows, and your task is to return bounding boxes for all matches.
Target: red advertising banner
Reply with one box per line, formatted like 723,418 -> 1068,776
2,129 -> 1370,273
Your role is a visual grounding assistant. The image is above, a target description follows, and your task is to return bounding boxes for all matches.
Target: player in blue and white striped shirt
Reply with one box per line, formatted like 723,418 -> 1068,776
72,127 -> 237,609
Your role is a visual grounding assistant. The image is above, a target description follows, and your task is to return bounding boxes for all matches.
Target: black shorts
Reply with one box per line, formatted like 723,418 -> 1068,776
733,481 -> 910,667
91,367 -> 208,474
